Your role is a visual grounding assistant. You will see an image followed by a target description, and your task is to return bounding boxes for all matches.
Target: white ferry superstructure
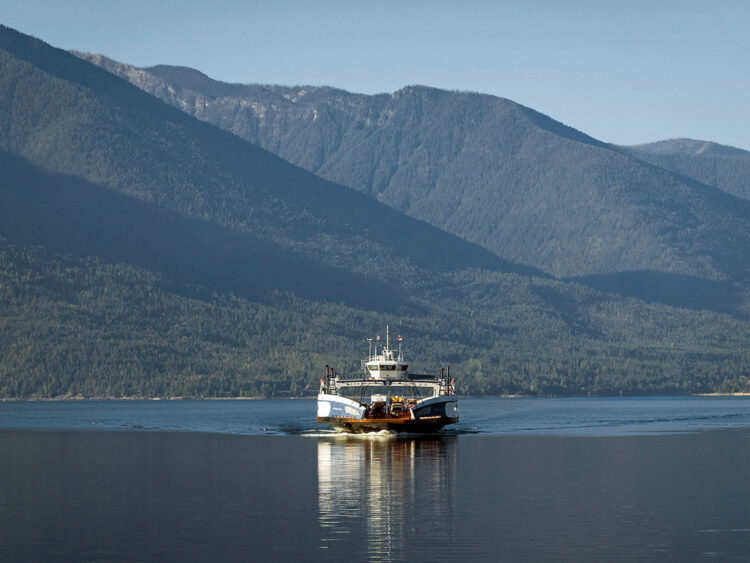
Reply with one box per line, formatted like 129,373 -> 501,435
316,327 -> 459,433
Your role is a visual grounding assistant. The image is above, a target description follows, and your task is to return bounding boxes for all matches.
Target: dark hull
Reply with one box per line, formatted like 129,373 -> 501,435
317,416 -> 458,434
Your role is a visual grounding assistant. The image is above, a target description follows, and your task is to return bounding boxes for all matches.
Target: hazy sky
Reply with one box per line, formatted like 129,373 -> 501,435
4,0 -> 750,150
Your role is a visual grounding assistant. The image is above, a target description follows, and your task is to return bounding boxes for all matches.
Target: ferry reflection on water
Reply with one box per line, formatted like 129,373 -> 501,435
317,435 -> 457,561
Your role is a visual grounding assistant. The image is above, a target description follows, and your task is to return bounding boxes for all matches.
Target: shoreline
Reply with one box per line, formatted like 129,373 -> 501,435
695,392 -> 750,397
3,393 -> 750,402
0,396 -> 269,402
2,394 -> 526,402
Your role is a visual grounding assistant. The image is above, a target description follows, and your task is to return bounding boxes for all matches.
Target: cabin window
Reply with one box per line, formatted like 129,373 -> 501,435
380,365 -> 396,371
401,365 -> 408,371
367,365 -> 378,371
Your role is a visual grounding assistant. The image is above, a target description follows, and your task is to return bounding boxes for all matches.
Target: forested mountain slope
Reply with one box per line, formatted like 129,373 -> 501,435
1,25 -> 749,398
623,139 -> 750,202
77,54 -> 750,282
3,29 -> 539,289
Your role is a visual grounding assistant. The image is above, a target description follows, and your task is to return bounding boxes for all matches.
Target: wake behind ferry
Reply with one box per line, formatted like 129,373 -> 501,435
316,328 -> 458,433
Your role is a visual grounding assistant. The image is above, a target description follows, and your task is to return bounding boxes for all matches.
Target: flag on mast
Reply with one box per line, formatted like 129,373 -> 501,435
398,335 -> 402,341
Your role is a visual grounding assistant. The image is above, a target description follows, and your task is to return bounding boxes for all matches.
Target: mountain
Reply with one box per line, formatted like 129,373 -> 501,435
623,138 -> 750,202
1,25 -> 750,398
75,54 -> 750,284
0,24 -> 517,396
1,30 -> 532,289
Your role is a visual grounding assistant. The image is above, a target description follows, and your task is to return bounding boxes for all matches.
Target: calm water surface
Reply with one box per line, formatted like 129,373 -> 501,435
2,396 -> 750,436
1,398 -> 749,561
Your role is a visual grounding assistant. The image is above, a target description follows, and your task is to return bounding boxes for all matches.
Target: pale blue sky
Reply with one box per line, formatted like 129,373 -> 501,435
4,0 -> 750,150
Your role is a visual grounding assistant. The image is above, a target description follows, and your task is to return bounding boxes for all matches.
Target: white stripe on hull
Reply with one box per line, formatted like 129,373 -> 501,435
317,394 -> 366,419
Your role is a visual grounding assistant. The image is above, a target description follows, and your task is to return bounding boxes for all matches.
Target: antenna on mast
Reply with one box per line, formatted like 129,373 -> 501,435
366,338 -> 373,359
386,325 -> 389,352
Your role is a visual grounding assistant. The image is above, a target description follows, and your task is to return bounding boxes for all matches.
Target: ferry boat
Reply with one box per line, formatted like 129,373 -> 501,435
316,328 -> 458,433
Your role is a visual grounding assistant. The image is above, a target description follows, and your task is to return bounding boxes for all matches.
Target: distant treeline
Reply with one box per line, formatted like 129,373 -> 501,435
2,238 -> 749,399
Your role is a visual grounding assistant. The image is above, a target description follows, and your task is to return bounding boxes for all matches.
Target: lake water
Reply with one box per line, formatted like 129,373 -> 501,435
1,397 -> 749,561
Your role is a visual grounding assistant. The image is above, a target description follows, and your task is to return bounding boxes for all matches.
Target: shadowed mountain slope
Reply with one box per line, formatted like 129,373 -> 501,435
76,54 -> 750,282
0,150 -> 398,310
0,25 -> 528,286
